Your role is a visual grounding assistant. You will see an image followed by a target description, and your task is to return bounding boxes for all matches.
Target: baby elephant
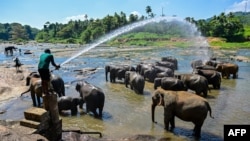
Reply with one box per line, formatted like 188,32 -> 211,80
57,96 -> 83,115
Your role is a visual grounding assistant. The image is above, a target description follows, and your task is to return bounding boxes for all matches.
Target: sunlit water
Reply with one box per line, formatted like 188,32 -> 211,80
1,44 -> 250,141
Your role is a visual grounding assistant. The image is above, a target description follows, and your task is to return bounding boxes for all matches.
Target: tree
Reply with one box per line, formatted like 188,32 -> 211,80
146,6 -> 152,18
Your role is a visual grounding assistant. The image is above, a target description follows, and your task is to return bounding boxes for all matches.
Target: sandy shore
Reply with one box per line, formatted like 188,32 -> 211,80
0,65 -> 30,108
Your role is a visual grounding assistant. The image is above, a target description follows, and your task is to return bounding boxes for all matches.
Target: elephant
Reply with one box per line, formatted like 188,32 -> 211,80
161,56 -> 178,70
4,46 -> 17,56
175,73 -> 209,97
191,59 -> 203,70
151,88 -> 214,138
50,74 -> 65,97
194,69 -> 221,89
144,66 -> 174,82
195,65 -> 216,70
75,81 -> 105,118
20,72 -> 65,107
105,64 -> 135,83
155,61 -> 175,71
215,63 -> 239,79
125,71 -> 145,94
136,62 -> 154,75
154,77 -> 187,91
57,96 -> 84,115
205,60 -> 227,68
20,72 -> 43,107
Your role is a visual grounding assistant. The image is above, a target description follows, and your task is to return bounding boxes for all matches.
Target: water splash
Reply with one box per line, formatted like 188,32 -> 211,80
60,16 -> 209,66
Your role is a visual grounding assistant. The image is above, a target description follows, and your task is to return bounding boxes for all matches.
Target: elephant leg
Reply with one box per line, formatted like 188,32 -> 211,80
92,109 -> 99,117
193,123 -> 202,138
36,95 -> 41,107
170,116 -> 175,131
98,107 -> 103,117
233,73 -> 237,79
71,107 -> 78,115
31,92 -> 37,107
164,110 -> 172,131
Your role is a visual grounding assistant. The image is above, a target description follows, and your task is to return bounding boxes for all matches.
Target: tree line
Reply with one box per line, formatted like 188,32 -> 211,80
0,6 -> 249,44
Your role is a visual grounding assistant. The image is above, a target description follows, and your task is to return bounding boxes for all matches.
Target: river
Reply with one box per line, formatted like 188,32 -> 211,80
1,43 -> 250,141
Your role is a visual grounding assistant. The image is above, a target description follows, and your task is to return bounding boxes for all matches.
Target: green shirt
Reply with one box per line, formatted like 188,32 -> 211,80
38,53 -> 57,69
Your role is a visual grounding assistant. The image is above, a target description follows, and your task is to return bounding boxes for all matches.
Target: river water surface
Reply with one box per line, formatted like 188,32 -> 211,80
1,44 -> 250,141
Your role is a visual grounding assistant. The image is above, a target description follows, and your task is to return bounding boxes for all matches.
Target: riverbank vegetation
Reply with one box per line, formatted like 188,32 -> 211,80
1,6 -> 250,49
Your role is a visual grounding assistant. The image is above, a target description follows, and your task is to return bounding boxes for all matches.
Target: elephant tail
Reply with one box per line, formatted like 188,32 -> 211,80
206,102 -> 214,119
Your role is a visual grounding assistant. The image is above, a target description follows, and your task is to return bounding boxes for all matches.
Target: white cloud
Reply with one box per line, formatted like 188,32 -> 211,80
131,11 -> 141,17
64,14 -> 87,23
225,0 -> 249,13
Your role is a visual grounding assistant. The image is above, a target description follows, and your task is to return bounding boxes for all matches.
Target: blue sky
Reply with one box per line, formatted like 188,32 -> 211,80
1,0 -> 249,29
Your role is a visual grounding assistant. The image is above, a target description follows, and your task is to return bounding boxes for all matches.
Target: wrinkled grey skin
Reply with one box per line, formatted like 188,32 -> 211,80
125,71 -> 145,94
161,56 -> 178,70
194,69 -> 221,89
151,89 -> 214,138
105,64 -> 135,83
154,77 -> 187,91
58,96 -> 84,115
175,74 -> 210,97
75,81 -> 105,118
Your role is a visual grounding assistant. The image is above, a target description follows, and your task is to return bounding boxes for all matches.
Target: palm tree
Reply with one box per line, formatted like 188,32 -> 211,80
146,6 -> 152,18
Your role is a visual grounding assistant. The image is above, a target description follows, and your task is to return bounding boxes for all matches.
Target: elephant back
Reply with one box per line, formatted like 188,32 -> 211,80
51,74 -> 65,97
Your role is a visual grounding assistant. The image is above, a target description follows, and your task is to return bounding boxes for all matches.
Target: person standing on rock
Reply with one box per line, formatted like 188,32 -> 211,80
38,48 -> 60,95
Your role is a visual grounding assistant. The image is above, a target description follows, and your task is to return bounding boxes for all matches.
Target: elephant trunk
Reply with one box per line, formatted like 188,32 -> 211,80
151,104 -> 157,123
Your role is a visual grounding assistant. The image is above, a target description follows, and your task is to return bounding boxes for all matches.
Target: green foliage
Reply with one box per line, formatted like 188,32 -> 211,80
2,8 -> 250,49
0,23 -> 39,42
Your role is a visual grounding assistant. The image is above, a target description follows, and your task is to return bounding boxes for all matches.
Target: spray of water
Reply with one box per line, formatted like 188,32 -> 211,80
60,16 -> 209,66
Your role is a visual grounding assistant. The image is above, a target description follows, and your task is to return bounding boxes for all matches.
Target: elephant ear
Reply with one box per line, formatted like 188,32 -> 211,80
161,90 -> 177,106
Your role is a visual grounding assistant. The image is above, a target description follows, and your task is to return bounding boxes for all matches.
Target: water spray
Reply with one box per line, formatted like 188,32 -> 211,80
60,16 -> 209,66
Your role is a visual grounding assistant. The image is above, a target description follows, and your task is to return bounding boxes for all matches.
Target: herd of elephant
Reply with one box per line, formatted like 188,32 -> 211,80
20,55 -> 239,138
104,56 -> 239,138
20,72 -> 105,118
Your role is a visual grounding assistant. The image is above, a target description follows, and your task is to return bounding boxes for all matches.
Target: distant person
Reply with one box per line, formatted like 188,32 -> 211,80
13,56 -> 22,73
19,48 -> 22,55
38,49 -> 60,95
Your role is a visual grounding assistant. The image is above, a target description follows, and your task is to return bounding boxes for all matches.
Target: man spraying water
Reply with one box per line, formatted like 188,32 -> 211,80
38,48 -> 60,95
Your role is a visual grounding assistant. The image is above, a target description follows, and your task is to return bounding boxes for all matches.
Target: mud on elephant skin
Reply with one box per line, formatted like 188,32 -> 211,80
75,81 -> 105,118
125,71 -> 145,94
58,96 -> 84,115
151,88 -> 214,138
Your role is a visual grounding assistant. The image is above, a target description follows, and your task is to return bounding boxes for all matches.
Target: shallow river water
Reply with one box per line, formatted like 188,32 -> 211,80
1,44 -> 250,141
